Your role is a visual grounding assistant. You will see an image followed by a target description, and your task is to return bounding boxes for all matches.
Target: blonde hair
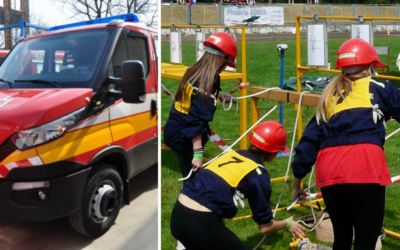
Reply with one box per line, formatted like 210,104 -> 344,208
316,64 -> 376,124
175,50 -> 226,105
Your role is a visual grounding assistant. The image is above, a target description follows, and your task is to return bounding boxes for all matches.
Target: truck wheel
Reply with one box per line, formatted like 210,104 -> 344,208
68,163 -> 123,237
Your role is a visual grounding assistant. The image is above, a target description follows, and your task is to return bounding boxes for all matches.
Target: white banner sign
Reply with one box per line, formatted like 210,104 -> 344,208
224,7 -> 284,26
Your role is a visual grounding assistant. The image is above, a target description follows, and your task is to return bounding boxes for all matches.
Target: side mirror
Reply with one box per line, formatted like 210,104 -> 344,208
108,60 -> 146,103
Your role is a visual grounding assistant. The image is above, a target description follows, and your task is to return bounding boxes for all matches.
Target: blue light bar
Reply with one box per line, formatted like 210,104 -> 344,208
48,13 -> 139,31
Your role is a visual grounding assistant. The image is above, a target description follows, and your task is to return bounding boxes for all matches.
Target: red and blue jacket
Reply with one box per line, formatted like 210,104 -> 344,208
292,77 -> 400,186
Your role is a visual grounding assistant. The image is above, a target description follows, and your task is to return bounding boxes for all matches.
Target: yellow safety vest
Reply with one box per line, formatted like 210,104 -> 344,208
205,150 -> 260,187
328,77 -> 371,118
175,83 -> 218,115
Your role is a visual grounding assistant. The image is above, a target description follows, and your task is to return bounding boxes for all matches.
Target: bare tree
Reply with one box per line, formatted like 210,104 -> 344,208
29,12 -> 52,36
53,0 -> 158,28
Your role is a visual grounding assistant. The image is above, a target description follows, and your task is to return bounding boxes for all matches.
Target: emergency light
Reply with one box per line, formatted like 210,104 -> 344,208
48,13 -> 139,31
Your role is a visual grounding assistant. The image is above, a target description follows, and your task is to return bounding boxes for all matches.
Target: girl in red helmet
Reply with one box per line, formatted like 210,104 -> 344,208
170,121 -> 307,250
291,38 -> 400,250
164,32 -> 237,184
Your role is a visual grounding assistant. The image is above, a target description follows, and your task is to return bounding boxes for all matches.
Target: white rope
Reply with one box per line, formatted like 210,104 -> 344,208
179,88 -> 281,182
306,166 -> 316,228
385,127 -> 400,140
252,91 -> 310,250
297,212 -> 326,232
221,87 -> 281,112
222,97 -> 234,111
179,104 -> 278,181
286,183 -> 316,211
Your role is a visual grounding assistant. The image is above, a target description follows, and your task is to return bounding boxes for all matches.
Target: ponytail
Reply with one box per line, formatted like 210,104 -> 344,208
316,64 -> 376,124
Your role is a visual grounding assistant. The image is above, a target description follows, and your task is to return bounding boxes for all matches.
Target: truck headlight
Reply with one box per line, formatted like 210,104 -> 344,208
11,107 -> 85,150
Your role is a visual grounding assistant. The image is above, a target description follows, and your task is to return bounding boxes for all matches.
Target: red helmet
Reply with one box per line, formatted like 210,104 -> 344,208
335,38 -> 386,69
248,121 -> 289,153
204,32 -> 238,68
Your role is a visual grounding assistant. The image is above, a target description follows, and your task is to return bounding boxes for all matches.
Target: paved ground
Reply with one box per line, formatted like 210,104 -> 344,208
0,164 -> 158,250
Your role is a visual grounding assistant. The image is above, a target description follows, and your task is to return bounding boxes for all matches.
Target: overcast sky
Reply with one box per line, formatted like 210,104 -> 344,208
29,0 -> 83,27
29,0 -> 158,28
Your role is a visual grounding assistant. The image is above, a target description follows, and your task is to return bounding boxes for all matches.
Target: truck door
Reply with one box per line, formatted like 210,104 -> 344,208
108,28 -> 158,179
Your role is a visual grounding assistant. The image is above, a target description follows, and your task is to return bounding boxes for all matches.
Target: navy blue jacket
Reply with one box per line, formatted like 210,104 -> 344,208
164,76 -> 221,153
181,150 -> 273,225
292,77 -> 400,178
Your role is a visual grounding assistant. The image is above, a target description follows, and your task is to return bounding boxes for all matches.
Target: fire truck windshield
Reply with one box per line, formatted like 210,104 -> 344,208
0,29 -> 113,89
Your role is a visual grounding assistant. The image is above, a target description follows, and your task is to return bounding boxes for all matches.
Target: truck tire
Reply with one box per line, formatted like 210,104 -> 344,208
68,163 -> 123,237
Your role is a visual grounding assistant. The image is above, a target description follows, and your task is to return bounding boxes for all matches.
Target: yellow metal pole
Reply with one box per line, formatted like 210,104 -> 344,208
271,176 -> 290,183
232,198 -> 324,221
385,229 -> 400,239
272,198 -> 324,213
240,27 -> 247,150
295,16 -> 303,140
302,203 -> 323,210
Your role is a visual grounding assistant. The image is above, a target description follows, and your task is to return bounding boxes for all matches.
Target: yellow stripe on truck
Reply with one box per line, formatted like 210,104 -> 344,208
110,111 -> 157,142
0,148 -> 37,165
37,121 -> 112,164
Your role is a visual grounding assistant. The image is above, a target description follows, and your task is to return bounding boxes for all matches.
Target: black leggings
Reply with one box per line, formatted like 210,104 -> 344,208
321,184 -> 385,250
174,151 -> 195,185
170,200 -> 249,250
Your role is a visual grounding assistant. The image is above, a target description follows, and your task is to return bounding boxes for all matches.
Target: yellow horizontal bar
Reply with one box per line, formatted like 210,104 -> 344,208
385,229 -> 400,239
233,198 -> 325,221
297,66 -> 341,74
161,64 -> 185,69
162,72 -> 243,81
297,66 -> 400,81
232,214 -> 253,221
274,198 -> 325,213
164,69 -> 188,73
271,176 -> 289,183
161,73 -> 184,80
302,203 -> 323,210
298,16 -> 400,21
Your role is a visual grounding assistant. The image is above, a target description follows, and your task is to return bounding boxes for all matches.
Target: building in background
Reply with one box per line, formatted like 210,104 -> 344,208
0,0 -> 29,49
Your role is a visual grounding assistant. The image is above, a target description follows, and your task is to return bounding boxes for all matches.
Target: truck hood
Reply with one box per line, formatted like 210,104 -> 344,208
0,89 -> 93,145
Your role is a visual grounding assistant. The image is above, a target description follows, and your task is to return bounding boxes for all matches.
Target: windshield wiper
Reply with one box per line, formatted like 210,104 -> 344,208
0,78 -> 12,88
14,79 -> 61,88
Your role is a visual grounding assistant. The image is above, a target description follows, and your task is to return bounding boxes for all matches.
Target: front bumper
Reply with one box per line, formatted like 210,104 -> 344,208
0,161 -> 90,221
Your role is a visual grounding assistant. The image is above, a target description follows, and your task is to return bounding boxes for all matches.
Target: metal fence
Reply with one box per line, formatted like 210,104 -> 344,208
161,3 -> 400,26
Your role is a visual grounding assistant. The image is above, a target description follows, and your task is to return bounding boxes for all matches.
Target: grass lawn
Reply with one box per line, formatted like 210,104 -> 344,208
161,35 -> 400,250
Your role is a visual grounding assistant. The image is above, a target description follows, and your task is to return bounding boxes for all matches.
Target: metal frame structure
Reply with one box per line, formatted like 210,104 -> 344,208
161,24 -> 248,149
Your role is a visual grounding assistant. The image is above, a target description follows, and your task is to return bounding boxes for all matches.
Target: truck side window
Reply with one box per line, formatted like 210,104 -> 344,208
127,36 -> 149,77
153,36 -> 158,70
110,38 -> 128,78
153,36 -> 159,58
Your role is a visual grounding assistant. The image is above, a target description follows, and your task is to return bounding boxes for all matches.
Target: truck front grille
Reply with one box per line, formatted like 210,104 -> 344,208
0,139 -> 17,163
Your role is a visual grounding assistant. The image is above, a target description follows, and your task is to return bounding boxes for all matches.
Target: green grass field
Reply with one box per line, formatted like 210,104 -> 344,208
161,35 -> 400,250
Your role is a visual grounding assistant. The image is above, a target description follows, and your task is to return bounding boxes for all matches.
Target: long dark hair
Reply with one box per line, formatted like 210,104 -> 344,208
175,50 -> 226,105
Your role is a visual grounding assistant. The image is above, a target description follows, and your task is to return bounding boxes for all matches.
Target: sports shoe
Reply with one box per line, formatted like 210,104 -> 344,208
176,240 -> 186,250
